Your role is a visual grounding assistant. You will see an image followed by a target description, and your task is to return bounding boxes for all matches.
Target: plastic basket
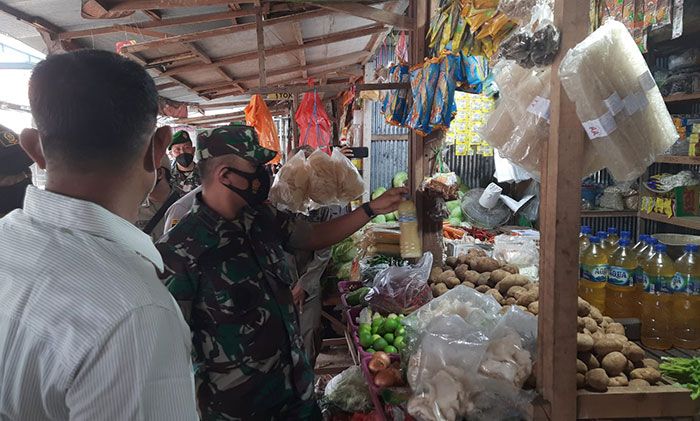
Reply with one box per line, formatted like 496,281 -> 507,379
338,280 -> 363,294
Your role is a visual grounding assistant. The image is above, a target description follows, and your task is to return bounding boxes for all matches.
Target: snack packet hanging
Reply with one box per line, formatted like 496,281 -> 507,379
333,147 -> 365,203
268,151 -> 310,213
430,52 -> 461,131
307,149 -> 338,205
384,63 -> 411,126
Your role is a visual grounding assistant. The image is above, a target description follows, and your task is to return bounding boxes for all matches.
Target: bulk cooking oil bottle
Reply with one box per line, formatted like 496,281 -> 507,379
635,236 -> 658,312
671,244 -> 700,349
633,234 -> 650,253
580,226 -> 592,256
597,231 -> 611,256
606,238 -> 639,318
398,200 -> 422,259
606,227 -> 620,248
580,236 -> 608,311
641,243 -> 674,350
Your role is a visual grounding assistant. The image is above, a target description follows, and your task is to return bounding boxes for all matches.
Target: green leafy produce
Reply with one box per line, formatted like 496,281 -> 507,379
371,187 -> 387,200
332,237 -> 357,265
392,171 -> 408,188
446,200 -> 461,212
372,214 -> 387,224
384,212 -> 397,222
322,366 -> 373,412
449,217 -> 462,226
336,261 -> 352,280
660,357 -> 700,399
346,287 -> 370,306
450,206 -> 463,220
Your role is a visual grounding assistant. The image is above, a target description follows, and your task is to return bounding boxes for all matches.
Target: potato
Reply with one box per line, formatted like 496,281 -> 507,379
429,267 -> 443,281
585,368 -> 609,392
507,285 -> 528,299
589,306 -> 604,324
593,336 -> 624,357
444,277 -> 461,288
624,360 -> 635,375
454,264 -> 470,281
576,359 -> 588,374
472,257 -> 501,273
630,367 -> 661,385
501,264 -> 519,274
602,316 -> 614,324
445,257 -> 458,268
622,342 -> 645,363
577,297 -> 591,317
463,270 -> 482,285
591,331 -> 605,341
601,352 -> 627,377
489,269 -> 511,285
606,334 -> 629,345
606,322 -> 625,336
577,333 -> 594,352
608,373 -> 629,387
467,248 -> 487,258
457,254 -> 470,265
642,358 -> 659,370
505,297 -> 517,305
432,283 -> 448,297
582,317 -> 598,333
576,373 -> 586,389
527,301 -> 539,315
485,289 -> 504,304
477,272 -> 492,287
577,317 -> 586,332
495,274 -> 531,294
516,305 -> 528,312
579,352 -> 600,370
516,289 -> 539,307
461,281 -> 475,289
523,282 -> 538,291
437,270 -> 456,283
475,285 -> 490,293
628,379 -> 650,388
466,256 -> 481,269
600,319 -> 610,330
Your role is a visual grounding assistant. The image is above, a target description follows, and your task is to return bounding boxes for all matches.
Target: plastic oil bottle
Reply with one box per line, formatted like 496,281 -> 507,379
580,236 -> 608,312
398,200 -> 422,259
671,244 -> 700,349
641,243 -> 674,350
633,234 -> 650,253
606,227 -> 620,248
606,238 -> 639,319
597,231 -> 611,256
634,237 -> 657,315
580,226 -> 592,257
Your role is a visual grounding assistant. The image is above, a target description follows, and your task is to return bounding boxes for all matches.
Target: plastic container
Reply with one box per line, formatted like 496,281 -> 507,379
580,236 -> 608,312
635,237 -> 658,310
606,227 -> 620,248
398,200 -> 421,258
641,243 -> 674,350
596,231 -> 612,256
580,225 -> 592,257
338,280 -> 363,294
345,306 -> 362,332
606,238 -> 640,318
632,234 -> 650,253
672,244 -> 700,349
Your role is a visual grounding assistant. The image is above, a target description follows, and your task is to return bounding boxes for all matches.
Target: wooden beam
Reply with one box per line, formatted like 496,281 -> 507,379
314,1 -> 414,30
121,9 -> 331,54
108,0 -> 256,12
255,7 -> 267,87
248,81 -> 408,95
162,24 -> 386,77
361,0 -> 409,65
537,1 -> 589,420
123,51 -> 204,99
176,111 -> 245,125
0,2 -> 80,53
198,99 -> 252,109
142,9 -> 162,20
291,21 -> 307,79
156,81 -> 179,91
147,51 -> 197,66
116,24 -> 171,39
184,43 -> 245,94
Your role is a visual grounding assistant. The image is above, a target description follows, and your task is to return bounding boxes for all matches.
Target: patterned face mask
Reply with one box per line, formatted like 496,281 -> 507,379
222,165 -> 270,206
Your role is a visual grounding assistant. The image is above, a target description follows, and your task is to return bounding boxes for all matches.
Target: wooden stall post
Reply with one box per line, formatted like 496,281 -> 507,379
536,0 -> 589,419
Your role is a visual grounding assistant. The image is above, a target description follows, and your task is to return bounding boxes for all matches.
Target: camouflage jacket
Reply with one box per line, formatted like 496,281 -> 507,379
156,194 -> 316,420
170,162 -> 201,195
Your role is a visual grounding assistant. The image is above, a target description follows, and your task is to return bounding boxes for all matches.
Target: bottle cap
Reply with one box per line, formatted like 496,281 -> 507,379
621,230 -> 631,239
685,244 -> 699,253
619,238 -> 631,247
646,237 -> 658,245
639,234 -> 649,242
597,231 -> 608,239
581,226 -> 592,235
607,227 -> 618,235
654,243 -> 667,253
589,236 -> 601,244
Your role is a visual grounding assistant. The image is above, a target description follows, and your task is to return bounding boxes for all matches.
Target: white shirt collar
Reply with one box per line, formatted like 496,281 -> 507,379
23,186 -> 164,271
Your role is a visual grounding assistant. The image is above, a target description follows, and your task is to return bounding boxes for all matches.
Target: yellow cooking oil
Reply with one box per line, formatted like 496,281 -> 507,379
671,244 -> 700,349
580,236 -> 608,312
641,243 -> 674,350
606,238 -> 639,319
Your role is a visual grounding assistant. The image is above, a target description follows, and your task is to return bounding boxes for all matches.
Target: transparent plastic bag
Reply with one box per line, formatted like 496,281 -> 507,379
668,48 -> 700,71
323,366 -> 373,413
307,149 -> 338,205
492,234 -> 539,268
559,20 -> 678,181
268,152 -> 310,213
365,252 -> 433,315
332,148 -> 364,203
499,1 -> 560,68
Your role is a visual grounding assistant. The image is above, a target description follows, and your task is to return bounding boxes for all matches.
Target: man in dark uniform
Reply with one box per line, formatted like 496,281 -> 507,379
0,124 -> 33,216
169,130 -> 201,194
156,124 -> 405,420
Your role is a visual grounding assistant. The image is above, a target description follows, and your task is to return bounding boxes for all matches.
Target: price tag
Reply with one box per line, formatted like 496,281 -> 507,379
582,111 -> 617,140
526,96 -> 551,122
604,92 -> 624,116
623,93 -> 640,115
638,70 -> 656,91
635,91 -> 650,111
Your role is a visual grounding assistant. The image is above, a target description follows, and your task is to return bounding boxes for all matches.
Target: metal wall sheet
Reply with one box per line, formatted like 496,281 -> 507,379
444,145 -> 496,189
370,139 -> 409,192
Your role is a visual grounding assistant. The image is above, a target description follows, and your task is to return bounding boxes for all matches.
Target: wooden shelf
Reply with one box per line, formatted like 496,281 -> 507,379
639,211 -> 700,231
581,210 -> 638,217
655,155 -> 700,165
664,92 -> 700,103
577,385 -> 700,419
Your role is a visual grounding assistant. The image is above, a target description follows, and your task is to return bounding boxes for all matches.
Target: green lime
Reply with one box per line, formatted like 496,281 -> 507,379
393,336 -> 406,350
396,326 -> 406,336
372,337 -> 388,351
367,348 -> 375,354
383,333 -> 395,344
371,334 -> 382,342
383,318 -> 399,333
359,323 -> 371,332
359,332 -> 373,348
384,345 -> 398,354
372,313 -> 382,320
387,313 -> 399,319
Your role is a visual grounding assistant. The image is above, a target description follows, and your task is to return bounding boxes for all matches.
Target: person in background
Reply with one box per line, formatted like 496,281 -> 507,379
157,124 -> 405,420
135,131 -> 181,241
169,130 -> 201,194
0,124 -> 34,217
0,50 -> 197,420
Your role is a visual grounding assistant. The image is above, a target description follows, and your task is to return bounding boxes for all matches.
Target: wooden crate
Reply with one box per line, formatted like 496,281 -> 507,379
577,385 -> 699,419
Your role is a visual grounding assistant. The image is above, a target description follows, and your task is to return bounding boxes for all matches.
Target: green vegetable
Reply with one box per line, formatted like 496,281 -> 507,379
396,326 -> 406,336
372,337 -> 388,351
393,336 -> 406,350
446,200 -> 461,212
372,215 -> 387,224
384,212 -> 396,222
331,237 -> 357,265
336,261 -> 352,280
383,333 -> 395,344
384,345 -> 398,354
449,217 -> 462,226
450,206 -> 463,220
371,187 -> 387,200
346,287 -> 370,306
387,313 -> 398,320
359,323 -> 371,333
660,357 -> 700,399
359,332 -> 372,348
393,171 -> 408,188
367,349 -> 376,354
383,318 -> 399,333
371,334 -> 382,343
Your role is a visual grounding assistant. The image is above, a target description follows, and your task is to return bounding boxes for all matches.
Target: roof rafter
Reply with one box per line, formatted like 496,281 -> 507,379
312,1 -> 414,31
291,21 -> 307,79
105,0 -> 256,12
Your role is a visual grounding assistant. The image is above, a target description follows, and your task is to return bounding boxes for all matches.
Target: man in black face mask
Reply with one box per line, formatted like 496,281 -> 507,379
0,124 -> 34,217
168,130 -> 201,194
156,124 -> 406,420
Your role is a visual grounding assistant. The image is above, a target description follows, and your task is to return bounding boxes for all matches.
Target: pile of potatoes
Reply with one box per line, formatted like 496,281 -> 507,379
429,248 -> 540,316
576,297 -> 661,392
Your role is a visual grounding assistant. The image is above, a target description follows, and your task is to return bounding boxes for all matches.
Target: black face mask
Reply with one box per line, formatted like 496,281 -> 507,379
222,165 -> 271,207
176,153 -> 194,167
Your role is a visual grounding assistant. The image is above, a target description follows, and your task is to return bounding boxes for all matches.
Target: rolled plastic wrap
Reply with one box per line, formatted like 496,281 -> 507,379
559,20 -> 678,182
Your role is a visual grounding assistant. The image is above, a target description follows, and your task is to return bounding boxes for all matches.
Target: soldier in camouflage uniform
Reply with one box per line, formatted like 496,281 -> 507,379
169,130 -> 201,194
157,124 -> 406,420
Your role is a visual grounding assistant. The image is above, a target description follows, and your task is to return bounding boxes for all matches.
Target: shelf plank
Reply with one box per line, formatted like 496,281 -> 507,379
581,210 -> 638,217
638,212 -> 700,231
664,92 -> 700,103
577,385 -> 700,419
655,155 -> 700,165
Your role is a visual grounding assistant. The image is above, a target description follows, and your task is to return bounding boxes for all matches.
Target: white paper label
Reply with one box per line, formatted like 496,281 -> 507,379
623,92 -> 647,116
638,70 -> 656,91
582,111 -> 617,140
527,96 -> 551,122
672,0 -> 684,39
604,92 -> 624,116
635,91 -> 650,111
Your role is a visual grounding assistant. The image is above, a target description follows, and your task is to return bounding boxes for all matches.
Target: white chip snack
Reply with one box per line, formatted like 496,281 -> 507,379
268,152 -> 310,213
333,148 -> 365,203
307,149 -> 339,205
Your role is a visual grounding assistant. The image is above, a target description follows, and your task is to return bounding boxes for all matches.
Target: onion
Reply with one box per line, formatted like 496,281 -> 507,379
368,351 -> 391,373
374,369 -> 397,387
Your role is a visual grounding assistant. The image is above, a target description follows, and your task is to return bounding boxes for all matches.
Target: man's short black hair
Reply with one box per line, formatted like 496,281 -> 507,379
29,49 -> 158,172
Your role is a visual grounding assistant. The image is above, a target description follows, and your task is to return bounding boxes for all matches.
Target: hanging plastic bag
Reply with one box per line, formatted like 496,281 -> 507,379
406,59 -> 440,136
499,1 -> 560,68
268,151 -> 310,213
430,52 -> 461,131
307,149 -> 338,205
332,148 -> 365,203
244,94 -> 281,165
365,252 -> 433,315
295,83 -> 332,152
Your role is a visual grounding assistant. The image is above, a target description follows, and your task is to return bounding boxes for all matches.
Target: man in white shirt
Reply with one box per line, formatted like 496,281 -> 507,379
0,49 -> 198,420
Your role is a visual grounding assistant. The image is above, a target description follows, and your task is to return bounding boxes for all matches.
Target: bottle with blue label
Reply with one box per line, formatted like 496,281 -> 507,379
579,236 -> 608,312
606,238 -> 639,319
641,243 -> 674,350
635,237 -> 657,313
672,244 -> 700,349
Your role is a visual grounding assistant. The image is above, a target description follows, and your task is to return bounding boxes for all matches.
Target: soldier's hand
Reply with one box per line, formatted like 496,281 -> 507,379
369,187 -> 409,215
291,283 -> 306,312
